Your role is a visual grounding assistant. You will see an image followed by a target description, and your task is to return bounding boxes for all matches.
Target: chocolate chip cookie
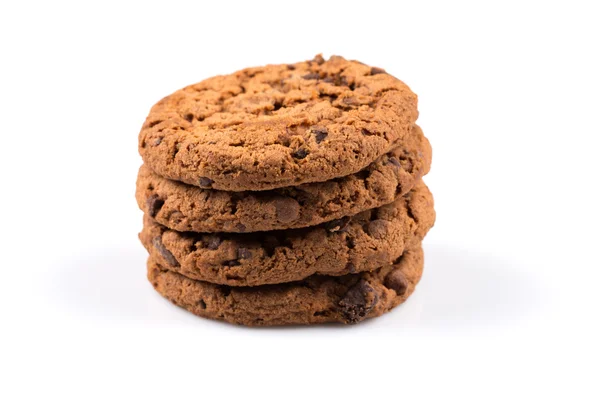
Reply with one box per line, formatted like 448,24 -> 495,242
147,243 -> 424,326
139,181 -> 434,286
139,55 -> 418,191
136,125 -> 431,233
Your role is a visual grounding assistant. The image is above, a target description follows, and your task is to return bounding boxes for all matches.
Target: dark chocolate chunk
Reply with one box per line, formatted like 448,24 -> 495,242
292,148 -> 309,159
312,54 -> 325,65
274,197 -> 300,223
206,235 -> 222,250
152,236 -> 179,267
387,157 -> 401,167
384,270 -> 409,296
343,96 -> 358,106
146,194 -> 164,218
323,75 -> 349,87
370,67 -> 386,75
311,126 -> 328,143
237,247 -> 252,260
339,280 -> 379,324
346,262 -> 357,273
302,73 -> 320,80
199,177 -> 214,188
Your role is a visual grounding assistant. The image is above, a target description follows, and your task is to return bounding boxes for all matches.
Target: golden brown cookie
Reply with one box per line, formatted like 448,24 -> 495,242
139,181 -> 434,286
138,55 -> 418,191
136,125 -> 431,232
147,244 -> 424,326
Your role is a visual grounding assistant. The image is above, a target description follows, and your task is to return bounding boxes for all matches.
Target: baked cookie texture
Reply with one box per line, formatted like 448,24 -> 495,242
136,125 -> 431,233
137,55 -> 434,326
147,244 -> 424,326
139,55 -> 419,191
139,181 -> 434,286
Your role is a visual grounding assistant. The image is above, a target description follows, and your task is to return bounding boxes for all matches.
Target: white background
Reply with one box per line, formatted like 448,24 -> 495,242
1,1 -> 599,398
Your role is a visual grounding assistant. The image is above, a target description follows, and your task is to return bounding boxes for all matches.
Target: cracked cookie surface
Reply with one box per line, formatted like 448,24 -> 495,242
138,55 -> 419,191
139,181 -> 434,286
147,244 -> 424,326
136,125 -> 431,233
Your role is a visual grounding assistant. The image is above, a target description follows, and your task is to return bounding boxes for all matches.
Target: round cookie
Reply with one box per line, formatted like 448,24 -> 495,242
147,244 -> 424,326
139,182 -> 434,286
136,125 -> 431,233
139,54 -> 419,191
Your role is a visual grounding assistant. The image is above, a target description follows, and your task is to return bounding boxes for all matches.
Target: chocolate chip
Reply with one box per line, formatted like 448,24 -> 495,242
198,299 -> 207,309
384,270 -> 409,296
184,113 -> 194,122
367,219 -> 389,239
310,126 -> 328,143
325,217 -> 350,233
346,262 -> 356,273
339,280 -> 379,324
343,96 -> 358,105
287,64 -> 296,70
361,128 -> 374,136
387,157 -> 401,167
312,54 -> 325,65
274,197 -> 300,223
206,235 -> 222,250
235,223 -> 246,232
302,73 -> 320,80
152,236 -> 179,267
323,75 -> 349,87
146,194 -> 164,218
292,148 -> 309,159
237,247 -> 252,260
199,177 -> 214,188
370,67 -> 386,75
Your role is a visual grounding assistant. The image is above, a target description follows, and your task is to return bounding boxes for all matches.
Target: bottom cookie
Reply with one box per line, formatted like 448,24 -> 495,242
147,244 -> 424,326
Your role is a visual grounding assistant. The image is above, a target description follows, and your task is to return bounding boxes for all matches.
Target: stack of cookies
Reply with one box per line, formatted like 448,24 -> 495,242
136,55 -> 435,326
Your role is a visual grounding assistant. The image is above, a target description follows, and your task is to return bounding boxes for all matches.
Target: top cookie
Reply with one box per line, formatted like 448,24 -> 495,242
139,55 -> 418,191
